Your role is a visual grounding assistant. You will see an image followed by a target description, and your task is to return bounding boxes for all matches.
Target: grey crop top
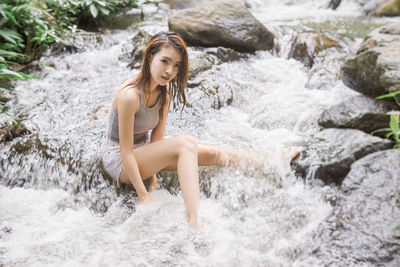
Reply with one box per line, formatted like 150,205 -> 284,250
106,89 -> 162,146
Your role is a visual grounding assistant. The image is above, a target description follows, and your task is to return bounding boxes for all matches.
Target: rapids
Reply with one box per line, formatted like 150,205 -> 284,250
1,1 -> 399,266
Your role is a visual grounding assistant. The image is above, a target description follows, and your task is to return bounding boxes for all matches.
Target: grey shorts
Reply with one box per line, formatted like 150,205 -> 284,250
101,139 -> 147,185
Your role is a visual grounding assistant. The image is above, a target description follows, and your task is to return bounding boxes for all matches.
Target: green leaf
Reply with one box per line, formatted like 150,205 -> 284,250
0,83 -> 14,90
98,6 -> 110,15
96,1 -> 107,7
0,68 -> 24,79
376,91 -> 400,99
12,120 -> 20,128
0,29 -> 22,44
0,49 -> 25,59
371,128 -> 392,134
390,114 -> 400,131
386,132 -> 394,138
0,69 -> 36,80
89,4 -> 98,18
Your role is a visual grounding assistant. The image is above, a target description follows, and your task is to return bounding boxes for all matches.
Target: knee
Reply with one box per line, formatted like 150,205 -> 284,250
177,135 -> 198,154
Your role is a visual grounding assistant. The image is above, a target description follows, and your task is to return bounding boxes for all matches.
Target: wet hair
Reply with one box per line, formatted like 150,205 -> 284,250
131,31 -> 189,117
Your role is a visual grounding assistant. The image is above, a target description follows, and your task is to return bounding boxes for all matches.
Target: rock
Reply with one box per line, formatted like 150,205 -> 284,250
362,0 -> 388,14
318,95 -> 391,136
0,122 -> 30,143
214,47 -> 248,62
128,30 -> 153,68
328,0 -> 342,10
188,47 -> 248,78
291,128 -> 393,185
168,0 -> 274,52
160,0 -> 251,10
288,33 -> 339,68
188,48 -> 218,78
341,23 -> 400,98
103,11 -> 143,30
0,95 -> 11,103
299,149 -> 400,265
159,0 -> 209,9
376,0 -> 400,16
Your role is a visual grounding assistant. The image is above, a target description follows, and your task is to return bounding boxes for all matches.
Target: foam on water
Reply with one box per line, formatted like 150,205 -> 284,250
0,175 -> 331,266
2,1 -> 400,265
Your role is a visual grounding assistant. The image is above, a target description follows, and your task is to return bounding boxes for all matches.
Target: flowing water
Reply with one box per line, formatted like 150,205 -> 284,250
1,1 -> 399,266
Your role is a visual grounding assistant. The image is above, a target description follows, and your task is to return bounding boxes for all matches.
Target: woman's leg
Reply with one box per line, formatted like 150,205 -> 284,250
119,135 -> 199,225
196,144 -> 302,169
197,145 -> 261,168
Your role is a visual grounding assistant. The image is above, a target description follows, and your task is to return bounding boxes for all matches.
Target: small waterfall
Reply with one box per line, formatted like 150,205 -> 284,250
0,1 -> 399,265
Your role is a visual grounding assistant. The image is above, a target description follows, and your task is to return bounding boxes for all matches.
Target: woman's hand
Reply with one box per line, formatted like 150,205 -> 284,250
148,174 -> 158,192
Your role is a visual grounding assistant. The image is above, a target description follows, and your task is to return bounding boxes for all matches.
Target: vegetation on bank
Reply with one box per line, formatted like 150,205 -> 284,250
374,91 -> 400,148
0,0 -> 154,128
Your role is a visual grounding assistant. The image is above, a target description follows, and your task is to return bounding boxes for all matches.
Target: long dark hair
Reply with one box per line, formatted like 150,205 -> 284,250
130,31 -> 189,117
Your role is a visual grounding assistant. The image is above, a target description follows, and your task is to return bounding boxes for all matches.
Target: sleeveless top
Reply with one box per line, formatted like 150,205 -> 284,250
106,88 -> 162,146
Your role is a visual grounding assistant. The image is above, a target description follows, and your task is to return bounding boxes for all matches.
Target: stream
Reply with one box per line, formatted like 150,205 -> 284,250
1,0 -> 399,266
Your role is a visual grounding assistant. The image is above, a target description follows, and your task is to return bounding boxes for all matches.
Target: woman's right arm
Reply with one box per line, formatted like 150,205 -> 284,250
117,88 -> 151,203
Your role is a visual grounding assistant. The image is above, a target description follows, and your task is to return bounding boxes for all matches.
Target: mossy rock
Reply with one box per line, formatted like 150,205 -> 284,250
376,0 -> 400,16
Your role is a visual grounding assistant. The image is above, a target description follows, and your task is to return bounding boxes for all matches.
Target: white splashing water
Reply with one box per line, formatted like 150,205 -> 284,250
1,1 -> 399,266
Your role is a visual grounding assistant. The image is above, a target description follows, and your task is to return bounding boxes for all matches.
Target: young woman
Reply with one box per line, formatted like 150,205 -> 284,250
102,32 -> 298,228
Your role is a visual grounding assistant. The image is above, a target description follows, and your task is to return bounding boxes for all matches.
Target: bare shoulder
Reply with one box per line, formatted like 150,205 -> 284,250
116,86 -> 140,113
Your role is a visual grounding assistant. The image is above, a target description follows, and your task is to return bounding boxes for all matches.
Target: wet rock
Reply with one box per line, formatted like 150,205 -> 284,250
291,128 -> 393,185
168,0 -> 274,53
301,149 -> 400,265
328,0 -> 342,10
288,33 -> 339,68
214,47 -> 248,62
0,95 -> 11,103
362,0 -> 388,14
188,48 -> 218,78
159,0 -> 208,9
128,30 -> 153,68
159,167 -> 215,197
318,95 -> 391,136
50,41 -> 79,55
341,23 -> 400,98
188,47 -> 247,78
0,122 -> 30,143
103,11 -> 143,30
376,0 -> 400,16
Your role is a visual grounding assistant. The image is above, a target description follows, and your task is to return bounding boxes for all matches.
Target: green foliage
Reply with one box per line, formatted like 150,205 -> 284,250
374,90 -> 400,147
376,90 -> 400,107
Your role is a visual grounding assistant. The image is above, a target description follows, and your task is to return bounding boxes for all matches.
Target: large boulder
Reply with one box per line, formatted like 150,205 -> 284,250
291,128 -> 393,185
376,0 -> 400,16
298,149 -> 400,265
341,23 -> 400,98
159,0 -> 209,9
318,95 -> 391,135
168,0 -> 274,52
288,33 -> 339,68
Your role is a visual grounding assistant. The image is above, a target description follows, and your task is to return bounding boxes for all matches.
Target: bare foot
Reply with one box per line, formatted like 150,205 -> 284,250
283,146 -> 303,163
188,215 -> 199,229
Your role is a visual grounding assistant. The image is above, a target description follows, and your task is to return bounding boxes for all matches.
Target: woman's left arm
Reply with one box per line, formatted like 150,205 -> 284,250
148,93 -> 171,191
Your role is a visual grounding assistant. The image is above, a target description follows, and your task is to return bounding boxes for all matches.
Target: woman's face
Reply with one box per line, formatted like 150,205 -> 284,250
149,45 -> 182,88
